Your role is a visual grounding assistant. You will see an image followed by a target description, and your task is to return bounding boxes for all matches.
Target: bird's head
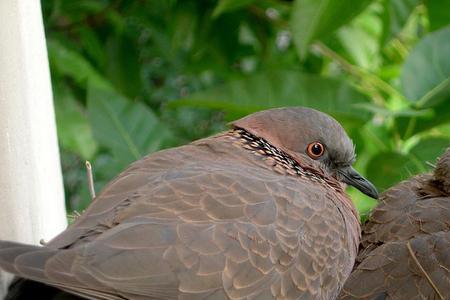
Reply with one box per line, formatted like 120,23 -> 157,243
232,107 -> 378,199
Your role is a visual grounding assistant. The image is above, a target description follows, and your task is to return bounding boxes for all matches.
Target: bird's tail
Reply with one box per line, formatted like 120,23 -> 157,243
0,240 -> 65,299
0,240 -> 112,300
5,278 -> 83,300
0,240 -> 57,282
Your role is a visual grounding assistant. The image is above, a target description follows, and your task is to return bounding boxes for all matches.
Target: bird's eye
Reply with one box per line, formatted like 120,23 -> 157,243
306,142 -> 325,159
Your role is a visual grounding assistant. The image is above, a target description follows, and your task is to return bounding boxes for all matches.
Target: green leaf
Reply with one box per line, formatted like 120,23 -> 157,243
87,83 -> 174,168
427,0 -> 450,32
78,26 -> 106,68
396,99 -> 450,137
290,0 -> 373,58
212,0 -> 257,17
401,25 -> 450,107
381,0 -> 420,45
170,9 -> 197,54
173,71 -> 372,127
105,33 -> 142,99
47,0 -> 109,24
54,83 -> 98,160
366,152 -> 421,191
410,137 -> 450,166
355,103 -> 433,117
47,38 -> 110,89
337,8 -> 382,69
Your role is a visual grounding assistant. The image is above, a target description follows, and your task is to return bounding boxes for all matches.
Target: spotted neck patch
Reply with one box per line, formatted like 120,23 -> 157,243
229,128 -> 343,191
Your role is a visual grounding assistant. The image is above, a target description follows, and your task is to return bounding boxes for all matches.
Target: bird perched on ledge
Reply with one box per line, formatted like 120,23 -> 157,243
0,107 -> 377,300
339,147 -> 450,300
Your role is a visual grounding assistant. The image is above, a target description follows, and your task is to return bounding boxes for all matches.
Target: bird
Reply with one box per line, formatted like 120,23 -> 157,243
0,107 -> 378,300
338,147 -> 450,300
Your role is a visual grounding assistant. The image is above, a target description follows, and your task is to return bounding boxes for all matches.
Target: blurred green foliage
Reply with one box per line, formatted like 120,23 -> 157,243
41,0 -> 450,218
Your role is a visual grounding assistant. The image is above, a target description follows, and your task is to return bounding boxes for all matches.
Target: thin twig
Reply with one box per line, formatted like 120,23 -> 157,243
406,241 -> 445,300
313,42 -> 406,104
67,210 -> 82,222
425,161 -> 436,169
85,161 -> 96,200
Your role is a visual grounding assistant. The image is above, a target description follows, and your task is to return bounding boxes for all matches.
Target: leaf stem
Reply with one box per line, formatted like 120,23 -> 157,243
313,42 -> 406,104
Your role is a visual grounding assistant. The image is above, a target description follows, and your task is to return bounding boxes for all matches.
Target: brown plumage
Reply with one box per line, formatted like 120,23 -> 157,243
339,147 -> 450,300
0,107 -> 377,300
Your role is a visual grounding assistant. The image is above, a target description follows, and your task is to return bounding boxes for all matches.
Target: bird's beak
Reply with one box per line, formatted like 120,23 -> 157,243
338,167 -> 378,199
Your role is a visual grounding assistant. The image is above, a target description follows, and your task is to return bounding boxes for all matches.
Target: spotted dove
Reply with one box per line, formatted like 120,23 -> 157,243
0,107 -> 378,300
339,147 -> 450,300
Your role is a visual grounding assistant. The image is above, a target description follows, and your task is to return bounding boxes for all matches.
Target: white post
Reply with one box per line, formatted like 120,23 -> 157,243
0,0 -> 67,297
